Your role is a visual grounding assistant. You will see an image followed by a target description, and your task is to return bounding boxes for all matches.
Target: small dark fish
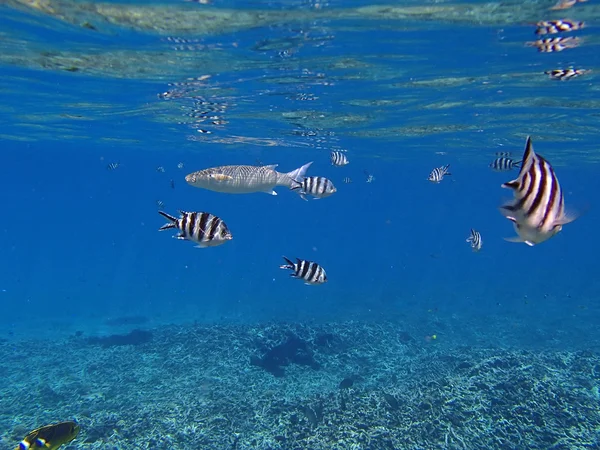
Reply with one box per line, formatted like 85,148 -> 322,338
280,257 -> 327,285
170,179 -> 175,189
339,378 -> 354,389
490,157 -> 521,172
428,164 -> 451,183
363,170 -> 376,183
158,210 -> 232,248
527,36 -> 580,52
156,166 -> 165,173
545,68 -> 588,80
156,200 -> 165,208
500,136 -> 577,246
466,228 -> 483,252
177,162 -> 184,169
197,129 -> 212,134
330,151 -> 349,167
106,162 -> 120,171
291,176 -> 337,201
16,421 -> 80,450
383,393 -> 399,410
342,177 -> 352,184
535,19 -> 584,35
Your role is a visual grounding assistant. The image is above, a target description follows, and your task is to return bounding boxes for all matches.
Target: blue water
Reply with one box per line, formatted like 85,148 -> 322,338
1,2 -> 599,337
4,1 -> 600,448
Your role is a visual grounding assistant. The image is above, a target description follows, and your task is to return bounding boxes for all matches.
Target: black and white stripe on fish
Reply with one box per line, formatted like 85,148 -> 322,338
280,257 -> 327,285
158,210 -> 232,248
499,136 -> 577,246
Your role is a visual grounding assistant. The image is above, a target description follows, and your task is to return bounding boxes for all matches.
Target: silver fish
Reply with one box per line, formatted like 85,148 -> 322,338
185,162 -> 312,195
551,0 -> 587,10
499,136 -> 576,246
428,164 -> 451,183
331,151 -> 349,166
291,176 -> 337,201
466,229 -> 483,252
158,210 -> 232,248
280,257 -> 327,285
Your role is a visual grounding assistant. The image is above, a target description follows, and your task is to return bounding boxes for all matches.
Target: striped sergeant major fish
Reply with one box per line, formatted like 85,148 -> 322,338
331,150 -> 349,166
490,157 -> 521,172
291,176 -> 337,201
16,421 -> 80,450
545,68 -> 588,80
466,229 -> 483,252
527,36 -> 580,52
535,19 -> 584,35
106,162 -> 120,170
280,257 -> 327,285
428,164 -> 451,183
499,137 -> 577,246
185,162 -> 312,195
158,210 -> 232,248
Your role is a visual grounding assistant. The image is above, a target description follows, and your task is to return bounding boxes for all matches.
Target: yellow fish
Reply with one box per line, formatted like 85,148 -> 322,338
16,421 -> 80,450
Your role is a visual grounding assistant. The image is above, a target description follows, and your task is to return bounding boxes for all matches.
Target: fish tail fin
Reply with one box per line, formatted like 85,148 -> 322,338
158,211 -> 177,231
514,160 -> 522,167
279,256 -> 295,270
282,161 -> 313,186
290,179 -> 302,190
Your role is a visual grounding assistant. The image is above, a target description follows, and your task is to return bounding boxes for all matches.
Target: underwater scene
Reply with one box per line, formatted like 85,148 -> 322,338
1,0 -> 600,448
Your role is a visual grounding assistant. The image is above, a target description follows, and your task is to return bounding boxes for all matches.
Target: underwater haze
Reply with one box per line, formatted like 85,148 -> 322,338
2,0 -> 600,448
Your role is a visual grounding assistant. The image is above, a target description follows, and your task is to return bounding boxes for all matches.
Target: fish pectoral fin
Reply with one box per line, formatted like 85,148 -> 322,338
503,236 -> 530,245
194,243 -> 208,248
263,189 -> 277,195
209,173 -> 233,182
502,180 -> 520,190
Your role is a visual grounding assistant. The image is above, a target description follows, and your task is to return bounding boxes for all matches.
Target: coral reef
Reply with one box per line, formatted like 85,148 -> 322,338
84,329 -> 153,348
250,334 -> 320,377
1,321 -> 600,449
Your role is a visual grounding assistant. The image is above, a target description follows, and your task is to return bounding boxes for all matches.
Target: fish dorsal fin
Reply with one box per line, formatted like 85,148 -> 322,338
265,164 -> 278,170
521,136 -> 536,167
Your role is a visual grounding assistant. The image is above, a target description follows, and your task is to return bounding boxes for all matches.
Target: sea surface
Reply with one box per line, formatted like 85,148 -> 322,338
1,0 -> 600,448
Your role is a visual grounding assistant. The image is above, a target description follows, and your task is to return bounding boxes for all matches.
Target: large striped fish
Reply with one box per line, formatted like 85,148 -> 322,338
185,162 -> 312,195
499,136 -> 576,246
